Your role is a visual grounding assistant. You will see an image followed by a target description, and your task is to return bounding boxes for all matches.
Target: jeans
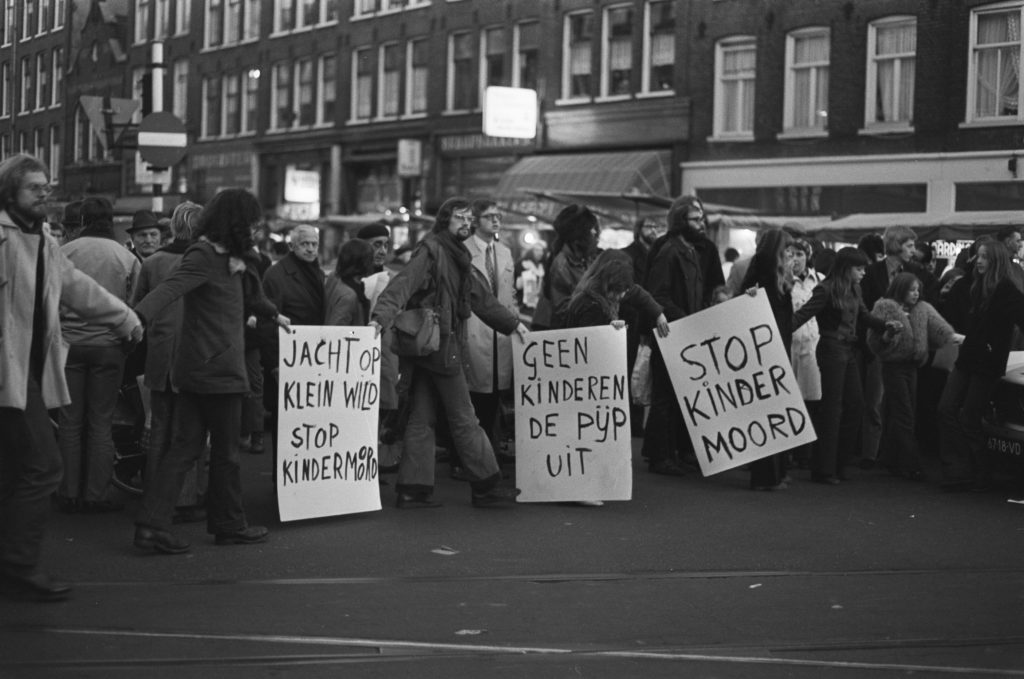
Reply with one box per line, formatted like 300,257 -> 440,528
399,367 -> 501,494
937,367 -> 998,485
57,344 -> 126,502
880,361 -> 920,474
861,355 -> 884,460
137,392 -> 246,533
0,375 -> 62,574
241,348 -> 264,434
813,338 -> 863,478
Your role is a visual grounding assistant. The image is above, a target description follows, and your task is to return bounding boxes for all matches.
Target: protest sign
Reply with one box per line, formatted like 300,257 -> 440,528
655,290 -> 816,476
277,326 -> 382,521
513,326 -> 632,502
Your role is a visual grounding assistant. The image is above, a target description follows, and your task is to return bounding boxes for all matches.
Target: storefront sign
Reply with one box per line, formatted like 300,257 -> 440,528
483,86 -> 538,139
397,139 -> 422,177
656,290 -> 817,476
284,165 -> 321,203
277,326 -> 382,522
513,327 -> 632,503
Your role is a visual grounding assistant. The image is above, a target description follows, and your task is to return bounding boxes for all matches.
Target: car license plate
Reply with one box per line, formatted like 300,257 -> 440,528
985,434 -> 1024,458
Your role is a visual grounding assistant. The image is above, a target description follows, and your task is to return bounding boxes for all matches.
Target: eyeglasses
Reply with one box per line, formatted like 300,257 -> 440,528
479,212 -> 503,222
452,212 -> 475,224
23,183 -> 51,196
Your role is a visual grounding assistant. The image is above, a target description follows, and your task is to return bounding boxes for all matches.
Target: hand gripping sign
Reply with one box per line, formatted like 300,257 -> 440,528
655,290 -> 817,476
513,325 -> 632,502
277,326 -> 382,521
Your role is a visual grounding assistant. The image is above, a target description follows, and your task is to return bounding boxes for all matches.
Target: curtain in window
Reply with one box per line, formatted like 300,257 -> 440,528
976,11 -> 1020,117
792,33 -> 828,129
651,32 -> 673,66
570,43 -> 591,75
874,21 -> 916,123
794,33 -> 828,65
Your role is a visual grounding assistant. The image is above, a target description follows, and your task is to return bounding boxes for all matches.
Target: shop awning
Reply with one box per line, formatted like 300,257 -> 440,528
809,210 -> 1024,242
495,151 -> 672,225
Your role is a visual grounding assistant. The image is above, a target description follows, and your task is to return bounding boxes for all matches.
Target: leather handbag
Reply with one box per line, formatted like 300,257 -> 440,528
392,307 -> 440,357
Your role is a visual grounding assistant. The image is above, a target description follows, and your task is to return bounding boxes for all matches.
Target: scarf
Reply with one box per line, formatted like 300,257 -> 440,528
433,230 -> 473,321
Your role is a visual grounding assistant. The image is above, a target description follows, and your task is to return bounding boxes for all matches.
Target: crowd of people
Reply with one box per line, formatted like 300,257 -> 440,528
1,151 -> 1022,604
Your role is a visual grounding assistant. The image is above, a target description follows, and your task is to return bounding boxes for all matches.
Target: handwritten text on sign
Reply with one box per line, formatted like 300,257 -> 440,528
656,290 -> 816,476
513,326 -> 631,502
277,326 -> 381,521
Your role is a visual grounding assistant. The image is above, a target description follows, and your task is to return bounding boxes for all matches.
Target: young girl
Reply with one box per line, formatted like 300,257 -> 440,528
867,273 -> 961,480
938,240 -> 1024,491
792,247 -> 901,485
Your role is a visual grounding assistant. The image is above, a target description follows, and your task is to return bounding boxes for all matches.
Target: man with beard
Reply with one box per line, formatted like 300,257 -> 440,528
370,197 -> 528,509
0,155 -> 142,601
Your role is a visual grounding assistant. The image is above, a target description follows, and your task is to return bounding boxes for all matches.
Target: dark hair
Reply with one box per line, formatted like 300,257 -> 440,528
885,271 -> 921,306
543,204 -> 598,297
996,226 -> 1021,244
916,240 -> 934,264
0,154 -> 48,210
825,246 -> 869,308
666,195 -> 705,238
333,238 -> 375,280
433,196 -> 472,234
196,188 -> 261,256
470,197 -> 497,217
80,196 -> 113,228
857,233 -> 885,261
974,239 -> 1024,303
566,249 -> 634,322
882,226 -> 916,256
724,247 -> 740,262
754,228 -> 794,296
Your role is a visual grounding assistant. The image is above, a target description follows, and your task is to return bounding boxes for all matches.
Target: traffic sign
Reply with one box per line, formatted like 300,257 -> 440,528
138,112 -> 187,168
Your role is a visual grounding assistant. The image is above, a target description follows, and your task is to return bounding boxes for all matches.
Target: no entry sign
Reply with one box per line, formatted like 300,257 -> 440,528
138,112 -> 187,168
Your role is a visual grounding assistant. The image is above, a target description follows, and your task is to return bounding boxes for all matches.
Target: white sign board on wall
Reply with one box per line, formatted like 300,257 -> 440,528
483,86 -> 538,139
513,326 -> 632,503
277,326 -> 382,521
655,290 -> 817,476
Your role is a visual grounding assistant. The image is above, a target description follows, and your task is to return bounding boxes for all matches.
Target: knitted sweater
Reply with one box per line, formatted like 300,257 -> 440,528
866,298 -> 954,366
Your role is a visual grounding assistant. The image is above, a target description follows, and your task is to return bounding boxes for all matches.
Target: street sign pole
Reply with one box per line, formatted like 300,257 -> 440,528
150,41 -> 165,213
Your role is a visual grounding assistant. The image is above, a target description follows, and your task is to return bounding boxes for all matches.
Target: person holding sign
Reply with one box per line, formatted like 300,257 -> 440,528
739,228 -> 797,491
867,272 -> 960,481
370,198 -> 529,509
792,247 -> 902,486
133,189 -> 291,554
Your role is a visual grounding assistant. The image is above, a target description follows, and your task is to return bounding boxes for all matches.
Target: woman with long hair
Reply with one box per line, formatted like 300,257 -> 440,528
325,239 -> 376,326
562,250 -> 637,328
867,273 -> 960,481
937,240 -> 1024,491
792,247 -> 901,485
739,228 -> 796,490
531,204 -> 600,330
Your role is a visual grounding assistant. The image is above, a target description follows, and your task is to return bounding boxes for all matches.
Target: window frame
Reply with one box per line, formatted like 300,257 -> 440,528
378,40 -> 402,120
560,9 -> 594,103
600,3 -> 634,100
863,15 -> 916,133
350,46 -> 374,123
134,0 -> 150,44
50,47 -> 61,107
712,35 -> 757,141
640,0 -> 674,95
512,19 -> 539,90
446,29 -> 477,113
406,37 -> 428,116
33,51 -> 45,111
317,52 -> 335,125
782,25 -> 830,138
965,1 -> 1024,125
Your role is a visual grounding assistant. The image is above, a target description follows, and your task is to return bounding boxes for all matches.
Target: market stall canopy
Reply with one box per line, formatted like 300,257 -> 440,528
495,150 -> 672,225
810,210 -> 1024,242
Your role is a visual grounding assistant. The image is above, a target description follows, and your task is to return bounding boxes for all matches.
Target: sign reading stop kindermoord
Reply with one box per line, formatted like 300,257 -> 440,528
138,112 -> 187,168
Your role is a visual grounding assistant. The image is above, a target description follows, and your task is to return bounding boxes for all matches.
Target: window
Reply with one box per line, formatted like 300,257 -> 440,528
74,106 -> 89,161
203,76 -> 222,137
207,0 -> 259,47
224,74 -> 241,134
272,61 -> 293,128
407,38 -> 428,114
48,126 -> 59,183
135,0 -> 149,43
318,54 -> 335,123
33,127 -> 43,161
37,0 -> 48,34
34,52 -> 45,110
354,0 -> 377,17
50,47 -> 61,106
352,47 -> 373,120
380,42 -> 401,117
866,16 -> 915,129
172,59 -> 188,121
2,0 -> 13,45
154,0 -> 169,37
244,0 -> 260,39
482,26 -> 505,90
0,62 -> 8,116
21,0 -> 34,40
563,11 -> 594,100
275,0 -> 294,31
714,37 -> 756,139
296,57 -> 314,125
447,31 -> 476,111
53,0 -> 63,28
968,4 -> 1024,121
244,68 -> 259,131
19,56 -> 30,114
784,27 -> 829,134
274,0 -> 332,31
643,0 -> 674,92
174,0 -> 190,34
207,0 -> 223,46
603,5 -> 633,97
225,0 -> 239,43
513,20 -> 538,90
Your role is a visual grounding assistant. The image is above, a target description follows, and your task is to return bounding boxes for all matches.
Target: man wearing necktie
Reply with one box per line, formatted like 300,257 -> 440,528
460,199 -> 518,475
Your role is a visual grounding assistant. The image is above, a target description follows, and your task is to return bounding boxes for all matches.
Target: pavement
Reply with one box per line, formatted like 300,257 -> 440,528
2,440 -> 1023,678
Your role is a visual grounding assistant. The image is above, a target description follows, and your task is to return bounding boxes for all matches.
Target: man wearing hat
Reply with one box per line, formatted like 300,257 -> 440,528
128,210 -> 163,260
356,221 -> 392,311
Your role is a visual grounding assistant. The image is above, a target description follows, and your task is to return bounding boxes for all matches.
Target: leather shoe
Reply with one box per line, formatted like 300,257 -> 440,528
396,492 -> 443,509
471,486 -> 521,507
215,526 -> 269,545
0,571 -> 72,602
134,525 -> 191,554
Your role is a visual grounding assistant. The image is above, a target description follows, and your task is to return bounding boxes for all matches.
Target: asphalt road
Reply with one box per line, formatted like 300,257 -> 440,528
2,441 -> 1023,678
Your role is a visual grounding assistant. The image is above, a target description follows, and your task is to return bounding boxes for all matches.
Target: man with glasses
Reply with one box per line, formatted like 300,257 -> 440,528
370,197 -> 527,509
0,154 -> 142,601
461,199 -> 518,472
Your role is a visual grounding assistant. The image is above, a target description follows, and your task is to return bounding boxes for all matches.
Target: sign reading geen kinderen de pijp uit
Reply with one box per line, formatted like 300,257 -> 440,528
513,326 -> 632,503
656,289 -> 817,477
277,326 -> 381,521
